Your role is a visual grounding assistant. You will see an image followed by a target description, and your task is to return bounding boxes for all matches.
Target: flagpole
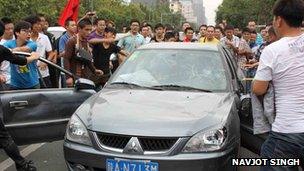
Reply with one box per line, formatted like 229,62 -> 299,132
91,0 -> 94,12
88,0 -> 94,24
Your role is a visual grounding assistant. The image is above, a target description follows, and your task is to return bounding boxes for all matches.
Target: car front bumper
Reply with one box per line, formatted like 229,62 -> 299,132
64,140 -> 238,171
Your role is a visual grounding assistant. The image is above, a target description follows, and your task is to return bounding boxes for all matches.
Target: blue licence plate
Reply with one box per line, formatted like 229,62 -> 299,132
106,158 -> 159,171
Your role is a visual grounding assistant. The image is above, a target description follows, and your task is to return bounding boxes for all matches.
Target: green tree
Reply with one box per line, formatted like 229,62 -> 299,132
0,0 -> 65,23
0,0 -> 185,30
216,0 -> 276,28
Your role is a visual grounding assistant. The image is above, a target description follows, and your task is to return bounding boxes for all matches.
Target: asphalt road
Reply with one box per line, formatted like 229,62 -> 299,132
0,141 -> 67,171
0,141 -> 261,171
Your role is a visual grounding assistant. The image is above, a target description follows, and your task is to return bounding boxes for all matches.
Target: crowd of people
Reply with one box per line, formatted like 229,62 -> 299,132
0,11 -> 304,91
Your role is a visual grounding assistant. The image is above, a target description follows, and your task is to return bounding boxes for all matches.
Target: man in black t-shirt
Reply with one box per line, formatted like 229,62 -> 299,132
150,23 -> 165,43
91,27 -> 129,86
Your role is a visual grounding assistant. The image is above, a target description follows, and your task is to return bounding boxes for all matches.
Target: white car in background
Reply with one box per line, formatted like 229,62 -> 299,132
47,26 -> 66,39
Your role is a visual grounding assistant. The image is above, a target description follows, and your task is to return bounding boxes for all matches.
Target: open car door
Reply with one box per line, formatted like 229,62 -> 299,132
239,94 -> 268,154
221,47 -> 267,155
0,52 -> 96,145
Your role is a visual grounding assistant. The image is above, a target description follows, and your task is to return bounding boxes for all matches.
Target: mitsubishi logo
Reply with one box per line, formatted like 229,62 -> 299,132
123,137 -> 144,155
131,141 -> 136,149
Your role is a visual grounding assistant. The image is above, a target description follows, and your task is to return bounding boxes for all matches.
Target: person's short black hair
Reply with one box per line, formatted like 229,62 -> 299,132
146,24 -> 152,28
199,24 -> 207,30
37,13 -> 51,23
64,18 -> 74,27
266,22 -> 273,27
242,27 -> 251,33
141,25 -> 148,31
173,30 -> 179,37
184,27 -> 194,34
260,27 -> 266,30
1,17 -> 13,25
268,26 -> 276,36
93,18 -> 105,25
251,30 -> 257,34
25,15 -> 39,24
0,21 -> 4,37
164,31 -> 175,40
224,25 -> 234,31
14,21 -> 31,37
154,23 -> 164,30
141,21 -> 147,26
272,0 -> 304,27
104,27 -> 117,35
78,18 -> 92,29
107,20 -> 115,27
23,15 -> 41,26
248,20 -> 256,24
130,19 -> 140,26
207,25 -> 215,30
215,26 -> 223,32
164,24 -> 174,31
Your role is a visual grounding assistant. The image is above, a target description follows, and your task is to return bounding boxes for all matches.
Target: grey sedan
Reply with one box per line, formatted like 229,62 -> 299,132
63,43 -> 247,171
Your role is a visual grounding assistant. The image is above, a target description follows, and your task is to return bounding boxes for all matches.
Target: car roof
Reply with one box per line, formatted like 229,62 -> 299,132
138,42 -> 219,51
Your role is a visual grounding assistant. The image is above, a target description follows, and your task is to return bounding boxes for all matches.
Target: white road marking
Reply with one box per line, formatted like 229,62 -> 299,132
0,143 -> 45,170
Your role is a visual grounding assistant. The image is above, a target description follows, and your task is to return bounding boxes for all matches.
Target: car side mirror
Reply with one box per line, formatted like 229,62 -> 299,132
74,78 -> 95,91
240,94 -> 252,117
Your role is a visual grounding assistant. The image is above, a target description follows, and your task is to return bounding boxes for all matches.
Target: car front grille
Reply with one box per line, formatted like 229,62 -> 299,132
96,133 -> 178,152
138,137 -> 178,151
97,133 -> 131,149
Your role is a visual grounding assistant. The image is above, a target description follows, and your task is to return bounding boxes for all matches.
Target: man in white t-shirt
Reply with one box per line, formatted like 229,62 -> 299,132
140,25 -> 151,44
252,0 -> 304,170
220,25 -> 240,55
0,17 -> 14,89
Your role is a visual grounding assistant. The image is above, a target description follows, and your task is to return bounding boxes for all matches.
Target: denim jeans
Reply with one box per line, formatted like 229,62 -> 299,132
260,131 -> 304,171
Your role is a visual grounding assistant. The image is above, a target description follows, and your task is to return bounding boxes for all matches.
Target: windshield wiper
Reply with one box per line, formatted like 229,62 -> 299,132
152,85 -> 212,92
110,82 -> 163,90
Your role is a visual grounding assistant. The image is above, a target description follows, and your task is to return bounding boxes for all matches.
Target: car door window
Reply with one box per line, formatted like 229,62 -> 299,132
222,47 -> 246,93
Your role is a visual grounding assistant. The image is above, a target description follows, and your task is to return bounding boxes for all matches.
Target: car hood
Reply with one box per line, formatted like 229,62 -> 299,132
76,89 -> 235,137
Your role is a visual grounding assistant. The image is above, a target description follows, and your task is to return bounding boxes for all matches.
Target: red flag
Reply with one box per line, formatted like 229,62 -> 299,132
58,0 -> 80,27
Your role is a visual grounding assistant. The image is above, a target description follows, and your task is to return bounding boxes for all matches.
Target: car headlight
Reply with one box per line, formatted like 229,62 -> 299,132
66,114 -> 92,146
182,127 -> 227,153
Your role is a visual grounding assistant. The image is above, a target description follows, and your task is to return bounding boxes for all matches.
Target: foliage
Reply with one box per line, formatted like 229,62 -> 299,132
215,0 -> 276,28
0,0 -> 185,31
0,0 -> 66,24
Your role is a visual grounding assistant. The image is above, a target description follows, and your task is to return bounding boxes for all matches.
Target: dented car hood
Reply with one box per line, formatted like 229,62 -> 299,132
76,88 -> 235,137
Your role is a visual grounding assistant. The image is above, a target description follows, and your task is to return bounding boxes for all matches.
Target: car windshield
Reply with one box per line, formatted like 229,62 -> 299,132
109,49 -> 228,91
